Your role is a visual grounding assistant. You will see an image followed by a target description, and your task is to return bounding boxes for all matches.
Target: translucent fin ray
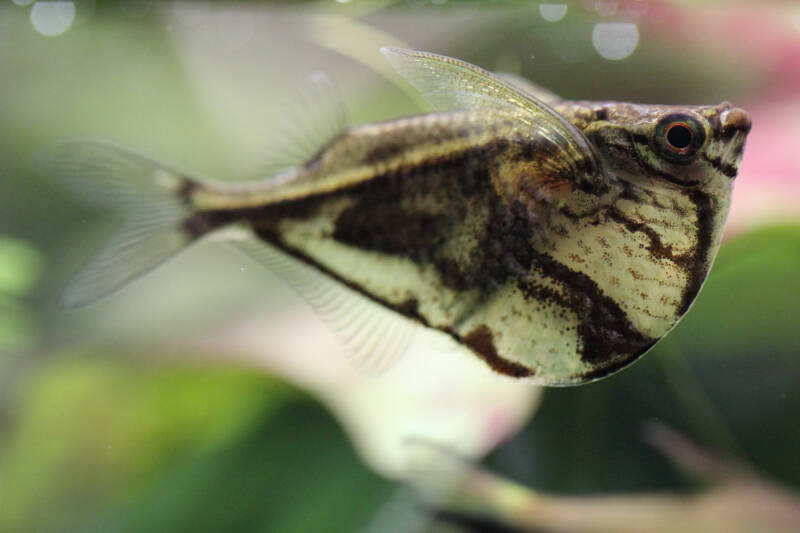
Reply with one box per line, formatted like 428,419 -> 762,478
495,72 -> 561,104
380,48 -> 564,121
229,230 -> 416,375
380,47 -> 600,182
259,71 -> 349,177
37,141 -> 194,307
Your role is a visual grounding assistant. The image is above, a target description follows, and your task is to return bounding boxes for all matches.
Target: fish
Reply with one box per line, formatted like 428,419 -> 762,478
43,48 -> 751,385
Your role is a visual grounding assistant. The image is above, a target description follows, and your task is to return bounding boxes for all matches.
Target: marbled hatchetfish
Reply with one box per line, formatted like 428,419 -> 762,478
45,48 -> 751,385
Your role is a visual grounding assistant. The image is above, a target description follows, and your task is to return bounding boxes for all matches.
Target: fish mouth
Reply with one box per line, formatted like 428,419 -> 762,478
720,106 -> 752,135
709,103 -> 751,179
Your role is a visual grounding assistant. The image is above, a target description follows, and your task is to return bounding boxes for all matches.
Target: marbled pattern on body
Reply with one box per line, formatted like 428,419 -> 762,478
184,56 -> 749,384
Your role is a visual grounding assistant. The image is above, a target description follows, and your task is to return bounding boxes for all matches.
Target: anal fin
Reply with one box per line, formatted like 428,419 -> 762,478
228,229 -> 417,375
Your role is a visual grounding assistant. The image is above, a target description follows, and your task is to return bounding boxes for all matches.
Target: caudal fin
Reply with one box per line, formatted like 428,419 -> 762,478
39,141 -> 198,307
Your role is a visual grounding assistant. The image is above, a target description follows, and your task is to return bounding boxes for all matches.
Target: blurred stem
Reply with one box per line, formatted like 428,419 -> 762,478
656,340 -> 746,464
414,439 -> 800,533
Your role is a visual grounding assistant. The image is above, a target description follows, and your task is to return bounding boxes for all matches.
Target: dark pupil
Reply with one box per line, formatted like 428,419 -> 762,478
666,124 -> 692,149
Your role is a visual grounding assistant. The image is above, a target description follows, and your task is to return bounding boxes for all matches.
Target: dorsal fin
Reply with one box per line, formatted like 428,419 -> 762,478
259,71 -> 349,177
495,72 -> 561,104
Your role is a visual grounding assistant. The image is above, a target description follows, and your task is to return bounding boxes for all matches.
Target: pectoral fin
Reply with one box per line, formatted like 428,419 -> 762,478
228,228 -> 417,375
495,72 -> 561,104
380,47 -> 610,196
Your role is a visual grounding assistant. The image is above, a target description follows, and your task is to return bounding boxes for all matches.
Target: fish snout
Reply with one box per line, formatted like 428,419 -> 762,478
712,106 -> 751,179
720,107 -> 752,134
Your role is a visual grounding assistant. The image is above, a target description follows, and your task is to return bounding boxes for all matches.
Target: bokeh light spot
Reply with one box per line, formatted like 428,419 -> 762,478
594,1 -> 618,17
792,14 -> 800,33
592,22 -> 639,60
30,1 -> 76,37
539,3 -> 567,23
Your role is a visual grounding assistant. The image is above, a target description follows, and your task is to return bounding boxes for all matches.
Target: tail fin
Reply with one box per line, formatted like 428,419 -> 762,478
39,141 -> 198,307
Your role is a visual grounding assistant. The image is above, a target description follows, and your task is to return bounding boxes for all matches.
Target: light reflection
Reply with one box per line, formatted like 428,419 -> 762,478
592,22 -> 639,60
539,3 -> 567,23
792,14 -> 800,33
12,0 -> 35,6
30,1 -> 76,37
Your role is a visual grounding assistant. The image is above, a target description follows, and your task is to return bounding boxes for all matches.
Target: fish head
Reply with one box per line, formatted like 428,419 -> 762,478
521,100 -> 752,384
576,101 -> 751,195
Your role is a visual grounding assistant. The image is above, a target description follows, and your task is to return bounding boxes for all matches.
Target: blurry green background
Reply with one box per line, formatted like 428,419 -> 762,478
1,1 -> 799,532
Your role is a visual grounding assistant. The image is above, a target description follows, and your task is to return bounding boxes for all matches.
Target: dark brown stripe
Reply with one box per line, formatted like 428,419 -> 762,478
180,193 -> 327,240
580,337 -> 659,381
254,227 -> 429,324
189,142 -> 504,233
678,189 -> 714,315
461,325 -> 535,378
606,207 -> 690,268
702,154 -> 738,179
363,142 -> 407,165
276,141 -> 502,210
254,228 -> 535,378
176,176 -> 200,203
516,248 -> 655,381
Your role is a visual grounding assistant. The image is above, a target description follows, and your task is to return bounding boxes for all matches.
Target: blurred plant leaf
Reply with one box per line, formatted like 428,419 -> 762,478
0,301 -> 37,354
0,236 -> 42,296
89,398 -> 393,533
0,356 -> 301,533
0,235 -> 42,352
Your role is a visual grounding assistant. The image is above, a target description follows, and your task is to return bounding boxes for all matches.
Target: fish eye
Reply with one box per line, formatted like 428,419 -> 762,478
666,123 -> 692,150
654,113 -> 706,162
